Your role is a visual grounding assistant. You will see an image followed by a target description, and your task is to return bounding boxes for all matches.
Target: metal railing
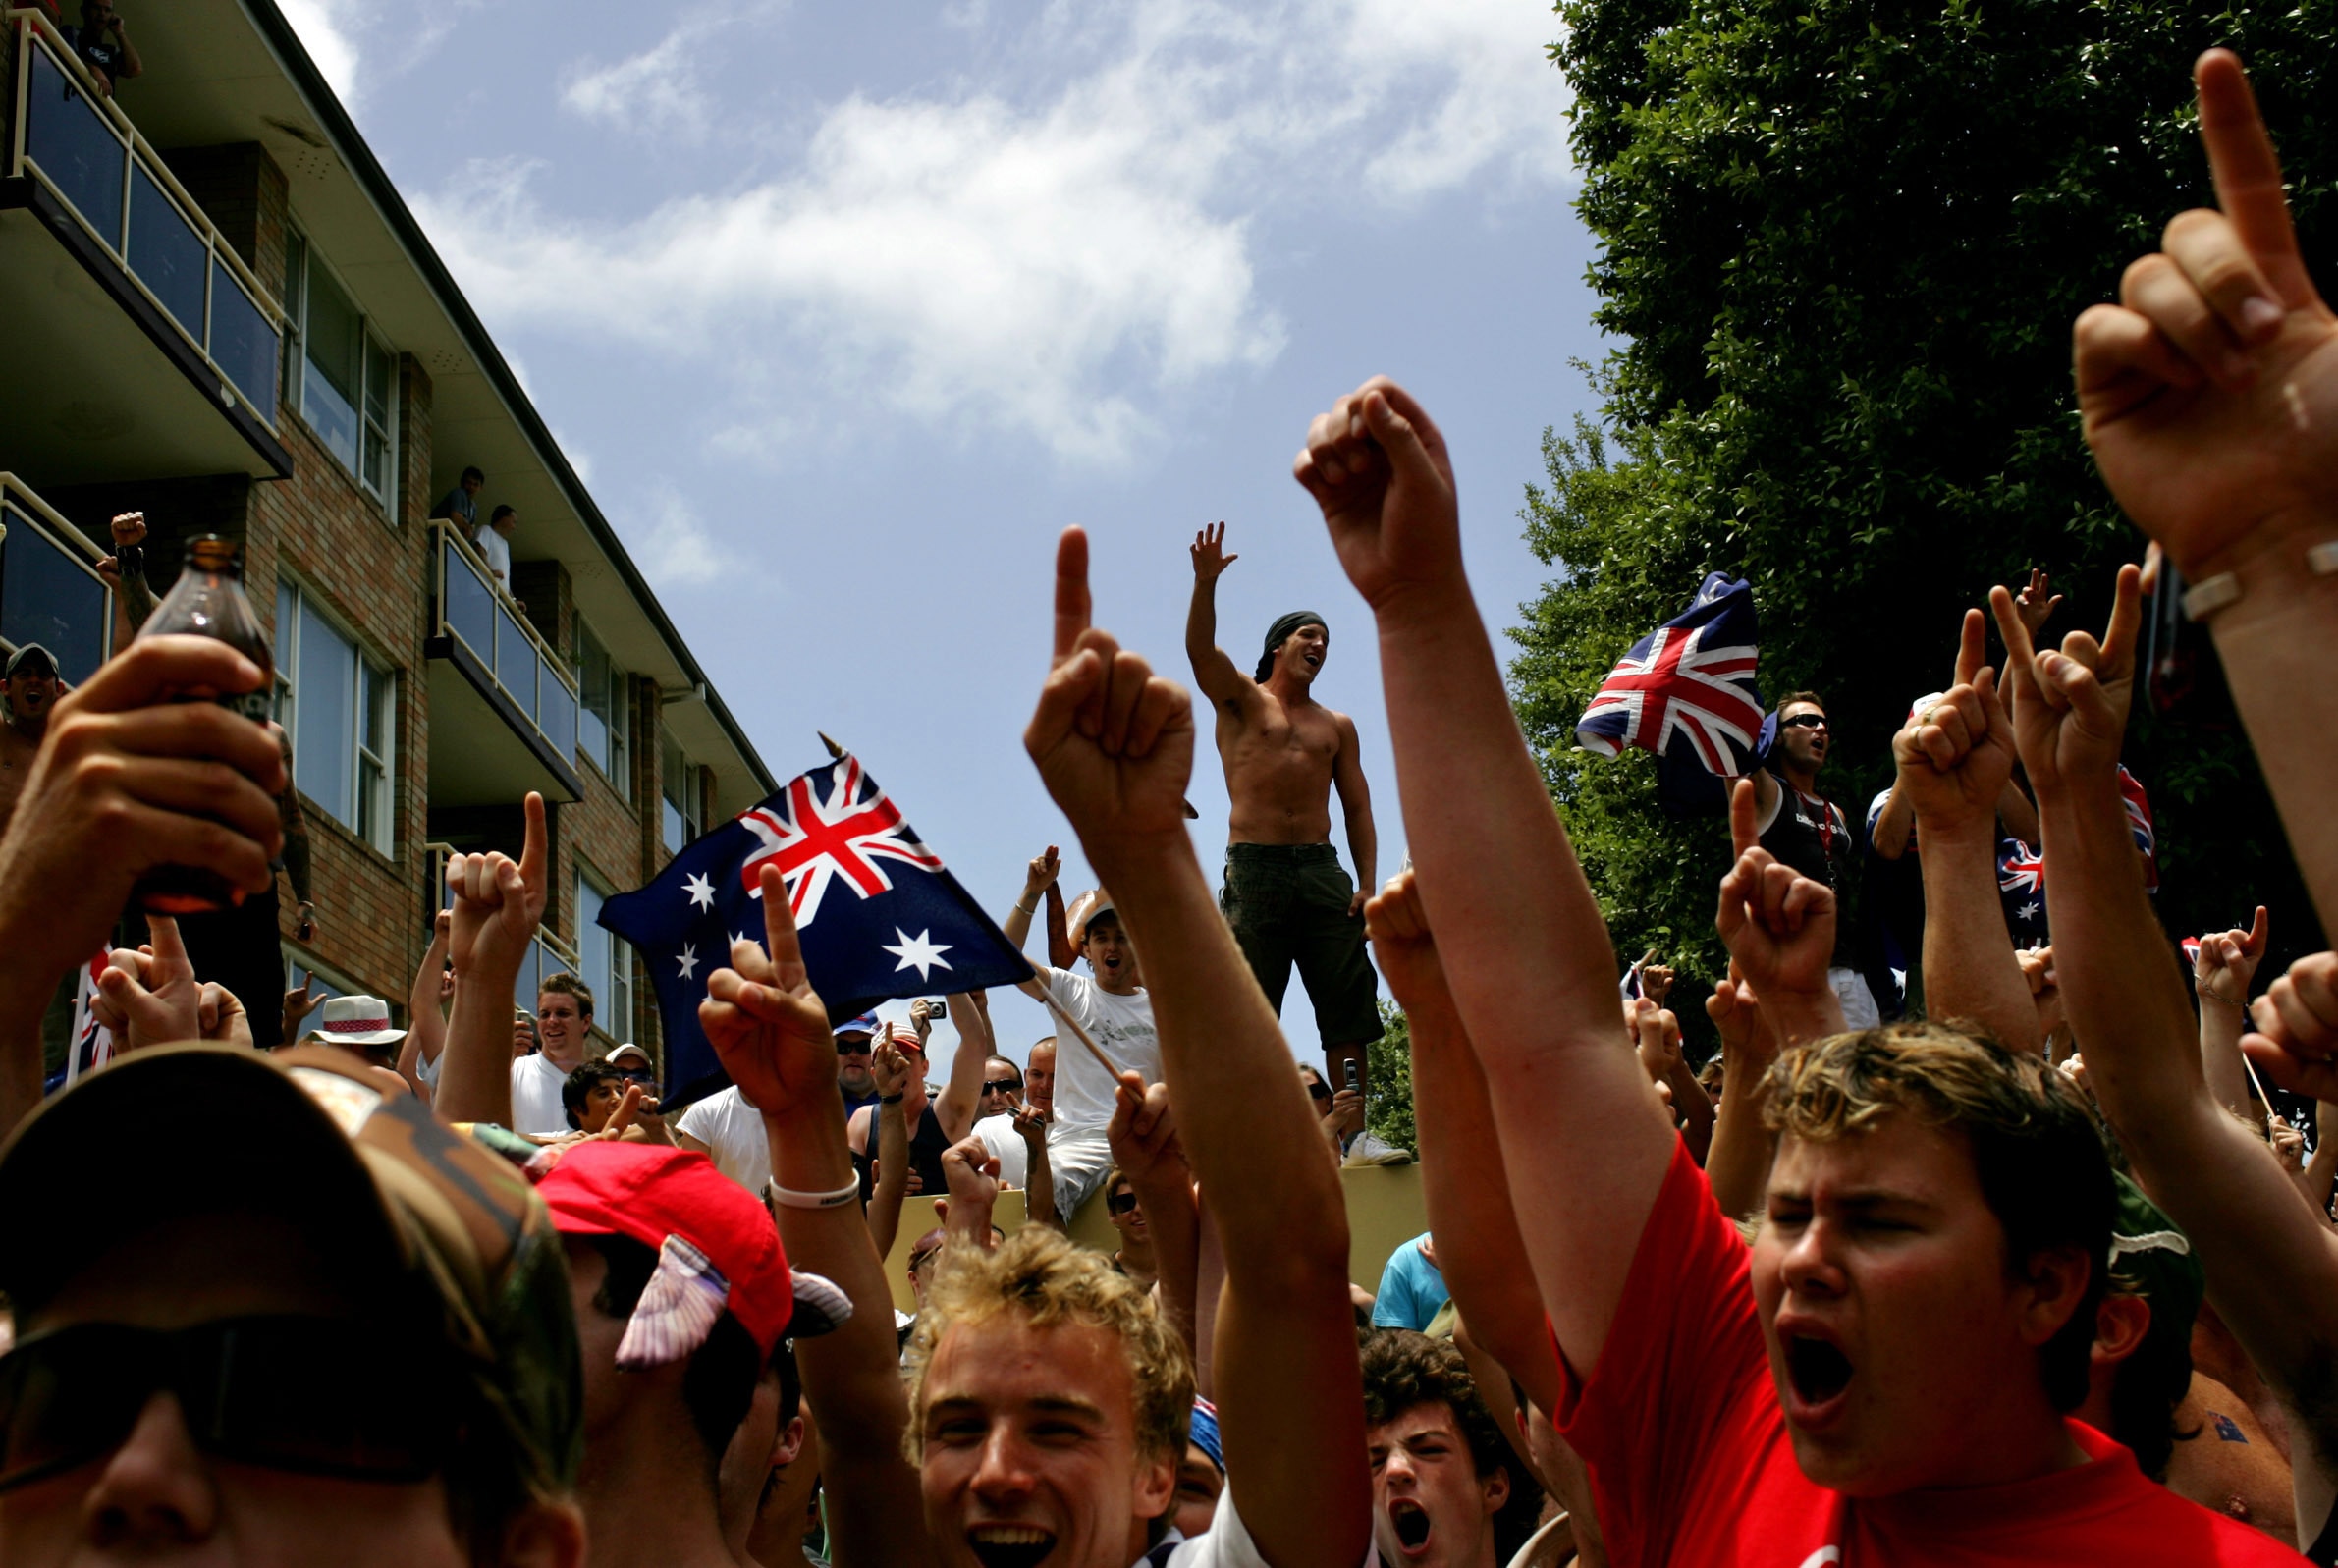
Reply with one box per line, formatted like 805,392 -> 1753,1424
430,520 -> 579,764
5,9 -> 284,426
0,473 -> 111,686
425,842 -> 584,1015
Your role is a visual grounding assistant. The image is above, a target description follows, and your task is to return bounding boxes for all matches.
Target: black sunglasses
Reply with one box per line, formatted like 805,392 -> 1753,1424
982,1078 -> 1023,1096
1305,1080 -> 1332,1101
618,1068 -> 660,1092
1106,1190 -> 1140,1216
0,1316 -> 457,1491
836,1038 -> 872,1056
1778,713 -> 1828,730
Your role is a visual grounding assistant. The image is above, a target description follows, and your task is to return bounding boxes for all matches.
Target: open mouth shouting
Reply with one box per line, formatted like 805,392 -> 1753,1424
1780,1326 -> 1854,1428
1386,1497 -> 1433,1558
966,1524 -> 1058,1568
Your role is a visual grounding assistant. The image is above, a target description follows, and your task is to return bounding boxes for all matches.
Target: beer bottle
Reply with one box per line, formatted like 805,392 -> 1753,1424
128,534 -> 276,915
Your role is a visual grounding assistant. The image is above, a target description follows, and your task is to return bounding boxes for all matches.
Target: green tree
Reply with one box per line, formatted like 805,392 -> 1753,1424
1515,0 -> 2337,1011
1366,1000 -> 1418,1156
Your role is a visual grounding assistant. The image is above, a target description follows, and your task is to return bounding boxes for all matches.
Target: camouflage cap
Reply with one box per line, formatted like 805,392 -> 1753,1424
2105,1172 -> 2204,1347
0,1044 -> 582,1492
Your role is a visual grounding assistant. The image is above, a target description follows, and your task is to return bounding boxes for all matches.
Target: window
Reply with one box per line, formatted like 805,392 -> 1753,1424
575,618 -> 629,795
275,577 -> 396,853
283,229 -> 398,508
575,872 -> 631,1044
662,733 -> 701,855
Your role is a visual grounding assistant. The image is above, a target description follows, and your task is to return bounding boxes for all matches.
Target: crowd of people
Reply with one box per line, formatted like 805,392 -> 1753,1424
6,43 -> 2338,1568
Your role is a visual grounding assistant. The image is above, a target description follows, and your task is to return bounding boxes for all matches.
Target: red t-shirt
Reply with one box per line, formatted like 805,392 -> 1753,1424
1552,1138 -> 2307,1566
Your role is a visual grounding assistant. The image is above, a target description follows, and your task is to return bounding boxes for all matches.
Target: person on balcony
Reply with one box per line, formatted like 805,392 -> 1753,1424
480,504 -> 517,594
67,0 -> 142,97
431,465 -> 485,533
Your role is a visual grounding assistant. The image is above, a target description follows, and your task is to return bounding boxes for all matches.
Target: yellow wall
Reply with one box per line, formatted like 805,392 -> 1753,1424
876,1163 -> 1429,1315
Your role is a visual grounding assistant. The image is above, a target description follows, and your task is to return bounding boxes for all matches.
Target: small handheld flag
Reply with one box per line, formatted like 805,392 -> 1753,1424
599,753 -> 1034,1109
1576,572 -> 1764,778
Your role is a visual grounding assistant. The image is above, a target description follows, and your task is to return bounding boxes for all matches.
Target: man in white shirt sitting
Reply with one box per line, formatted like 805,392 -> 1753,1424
510,971 -> 592,1136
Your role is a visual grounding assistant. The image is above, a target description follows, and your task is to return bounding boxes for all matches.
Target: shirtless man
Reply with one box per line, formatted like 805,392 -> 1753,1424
1186,520 -> 1381,1088
0,644 -> 62,832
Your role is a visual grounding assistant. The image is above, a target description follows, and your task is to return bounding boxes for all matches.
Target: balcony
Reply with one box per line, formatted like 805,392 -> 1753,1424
0,9 -> 288,484
425,520 -> 582,805
425,842 -> 584,1014
0,473 -> 112,684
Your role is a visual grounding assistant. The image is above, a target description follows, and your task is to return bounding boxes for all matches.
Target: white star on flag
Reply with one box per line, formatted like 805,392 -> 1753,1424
676,944 -> 700,982
683,872 -> 715,911
882,927 -> 954,981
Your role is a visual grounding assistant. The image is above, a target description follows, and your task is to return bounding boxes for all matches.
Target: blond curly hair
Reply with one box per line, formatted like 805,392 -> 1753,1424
901,1226 -> 1194,1463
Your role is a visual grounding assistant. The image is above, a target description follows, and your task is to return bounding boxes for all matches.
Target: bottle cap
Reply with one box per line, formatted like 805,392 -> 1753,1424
187,535 -> 240,573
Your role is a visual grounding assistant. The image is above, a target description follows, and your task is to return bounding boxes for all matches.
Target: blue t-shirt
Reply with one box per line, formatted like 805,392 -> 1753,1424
1370,1234 -> 1449,1331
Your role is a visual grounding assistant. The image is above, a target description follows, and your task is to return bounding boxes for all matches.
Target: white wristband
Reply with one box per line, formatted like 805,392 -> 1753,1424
767,1176 -> 862,1211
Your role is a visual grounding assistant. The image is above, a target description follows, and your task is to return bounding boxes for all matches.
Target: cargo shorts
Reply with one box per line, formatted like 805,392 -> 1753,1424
1218,843 -> 1384,1046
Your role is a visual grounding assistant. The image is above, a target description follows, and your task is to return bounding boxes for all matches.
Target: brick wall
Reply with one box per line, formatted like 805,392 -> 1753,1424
159,143 -> 289,301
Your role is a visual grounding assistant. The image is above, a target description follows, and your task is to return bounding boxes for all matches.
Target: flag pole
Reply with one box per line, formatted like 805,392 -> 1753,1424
818,731 -> 847,760
1034,969 -> 1123,1079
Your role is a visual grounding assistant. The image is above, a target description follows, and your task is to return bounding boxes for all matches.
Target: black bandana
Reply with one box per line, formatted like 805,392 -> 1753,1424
1255,612 -> 1327,681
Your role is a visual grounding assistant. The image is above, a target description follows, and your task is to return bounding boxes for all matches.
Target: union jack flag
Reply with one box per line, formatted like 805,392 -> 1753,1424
1576,573 -> 1764,777
735,756 -> 945,929
599,753 -> 1031,1108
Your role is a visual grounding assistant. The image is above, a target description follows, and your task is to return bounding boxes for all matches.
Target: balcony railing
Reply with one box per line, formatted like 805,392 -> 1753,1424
431,520 -> 579,764
6,9 -> 284,426
426,842 -> 584,1015
0,473 -> 112,685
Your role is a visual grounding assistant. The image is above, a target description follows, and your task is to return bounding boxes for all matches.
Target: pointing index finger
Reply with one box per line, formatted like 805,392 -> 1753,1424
1053,527 -> 1092,669
1730,777 -> 1761,860
757,863 -> 808,993
2197,49 -> 2316,308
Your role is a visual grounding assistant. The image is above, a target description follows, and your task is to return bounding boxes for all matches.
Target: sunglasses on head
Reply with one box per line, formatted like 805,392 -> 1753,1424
1779,713 -> 1828,730
0,1316 -> 457,1492
982,1078 -> 1023,1096
1106,1190 -> 1140,1216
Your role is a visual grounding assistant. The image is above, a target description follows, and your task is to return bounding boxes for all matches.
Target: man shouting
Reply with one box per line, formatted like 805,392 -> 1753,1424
1186,521 -> 1382,1093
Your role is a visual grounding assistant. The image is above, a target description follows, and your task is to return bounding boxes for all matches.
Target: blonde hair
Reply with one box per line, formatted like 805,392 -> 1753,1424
1762,1020 -> 2116,1411
901,1226 -> 1194,1463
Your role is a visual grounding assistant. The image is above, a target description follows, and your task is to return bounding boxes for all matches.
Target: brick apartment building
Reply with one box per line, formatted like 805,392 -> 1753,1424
0,0 -> 775,1061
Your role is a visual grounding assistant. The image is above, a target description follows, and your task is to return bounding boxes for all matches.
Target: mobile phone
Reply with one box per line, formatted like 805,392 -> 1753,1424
1342,1059 -> 1361,1093
928,1000 -> 949,1020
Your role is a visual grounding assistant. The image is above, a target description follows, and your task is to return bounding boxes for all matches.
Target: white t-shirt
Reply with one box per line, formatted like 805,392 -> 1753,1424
1156,1485 -> 1376,1567
510,1052 -> 571,1136
676,1084 -> 772,1195
1037,966 -> 1161,1136
478,522 -> 513,587
973,1112 -> 1029,1190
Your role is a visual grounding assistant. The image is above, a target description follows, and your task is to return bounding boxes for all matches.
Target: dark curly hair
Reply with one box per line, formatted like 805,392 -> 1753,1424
1358,1330 -> 1544,1557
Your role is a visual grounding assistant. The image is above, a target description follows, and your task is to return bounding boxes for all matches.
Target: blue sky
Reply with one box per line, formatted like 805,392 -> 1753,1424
283,0 -> 1607,1065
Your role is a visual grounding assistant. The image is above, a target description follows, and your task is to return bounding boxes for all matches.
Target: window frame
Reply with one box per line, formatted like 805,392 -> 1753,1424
574,867 -> 632,1046
282,224 -> 400,515
661,733 -> 702,856
574,616 -> 630,799
274,574 -> 398,855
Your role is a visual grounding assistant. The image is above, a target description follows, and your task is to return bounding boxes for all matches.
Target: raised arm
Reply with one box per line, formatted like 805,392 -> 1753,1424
1002,847 -> 1058,1001
1331,713 -> 1377,917
1296,378 -> 1674,1376
1900,611 -> 2041,1053
1995,568 -> 2338,1532
1702,968 -> 1782,1220
399,908 -> 452,1099
702,863 -> 939,1568
1185,521 -> 1254,710
865,1037 -> 917,1262
0,637 -> 283,1137
931,992 -> 993,1142
436,792 -> 548,1127
2196,907 -> 2270,1122
1366,869 -> 1563,1414
2076,50 -> 2338,936
1109,1073 -> 1201,1356
1027,526 -> 1368,1568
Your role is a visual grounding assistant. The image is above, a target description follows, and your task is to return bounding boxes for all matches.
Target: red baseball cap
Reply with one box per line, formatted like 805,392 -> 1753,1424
537,1142 -> 848,1356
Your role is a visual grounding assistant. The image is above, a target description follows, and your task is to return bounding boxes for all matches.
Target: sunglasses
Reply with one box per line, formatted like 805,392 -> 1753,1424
836,1038 -> 873,1056
1305,1080 -> 1332,1101
1778,714 -> 1828,730
982,1078 -> 1023,1096
1106,1190 -> 1140,1216
0,1316 -> 456,1491
618,1068 -> 660,1092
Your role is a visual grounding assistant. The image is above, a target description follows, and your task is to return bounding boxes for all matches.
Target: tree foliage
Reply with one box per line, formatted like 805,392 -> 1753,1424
1367,1000 -> 1418,1156
1514,0 -> 2338,1011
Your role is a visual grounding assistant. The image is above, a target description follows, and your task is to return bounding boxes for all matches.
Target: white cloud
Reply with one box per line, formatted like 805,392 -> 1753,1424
275,0 -> 366,100
416,0 -> 1569,463
629,494 -> 722,588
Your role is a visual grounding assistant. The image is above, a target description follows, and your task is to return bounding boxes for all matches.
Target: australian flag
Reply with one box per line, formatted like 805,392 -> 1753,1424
1577,573 -> 1764,817
598,753 -> 1032,1110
